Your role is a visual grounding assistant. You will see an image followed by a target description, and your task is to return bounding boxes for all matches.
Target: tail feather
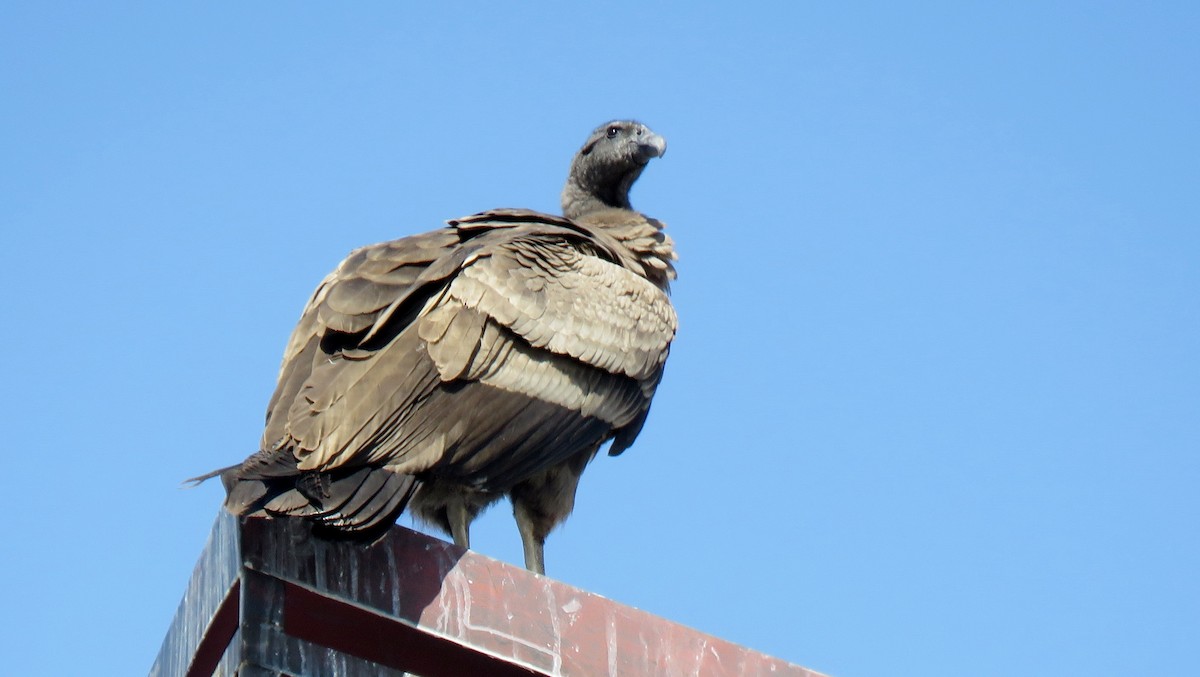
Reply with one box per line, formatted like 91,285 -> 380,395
346,474 -> 418,533
263,487 -> 319,516
182,464 -> 240,489
323,467 -> 393,521
186,462 -> 261,509
308,467 -> 419,540
187,457 -> 418,540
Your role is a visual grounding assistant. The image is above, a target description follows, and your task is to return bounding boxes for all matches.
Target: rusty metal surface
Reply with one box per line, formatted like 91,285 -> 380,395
154,510 -> 822,676
283,581 -> 542,677
242,516 -> 823,677
238,568 -> 412,676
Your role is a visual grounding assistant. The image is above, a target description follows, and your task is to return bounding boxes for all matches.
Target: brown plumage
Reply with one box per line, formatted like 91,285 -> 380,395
199,120 -> 676,575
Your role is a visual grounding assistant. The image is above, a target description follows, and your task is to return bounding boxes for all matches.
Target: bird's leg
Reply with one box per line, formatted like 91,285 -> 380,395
448,500 -> 471,550
513,500 -> 547,575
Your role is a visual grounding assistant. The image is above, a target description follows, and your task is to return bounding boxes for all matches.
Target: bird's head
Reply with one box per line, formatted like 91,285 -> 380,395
562,120 -> 666,220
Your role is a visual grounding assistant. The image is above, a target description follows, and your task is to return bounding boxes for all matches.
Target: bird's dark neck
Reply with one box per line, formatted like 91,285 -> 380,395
561,182 -> 624,220
561,167 -> 644,221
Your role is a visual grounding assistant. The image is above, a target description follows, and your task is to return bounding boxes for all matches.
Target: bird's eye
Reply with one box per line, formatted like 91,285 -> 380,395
606,126 -> 620,139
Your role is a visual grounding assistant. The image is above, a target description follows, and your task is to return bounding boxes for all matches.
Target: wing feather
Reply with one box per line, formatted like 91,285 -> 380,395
447,237 -> 676,382
252,209 -> 673,499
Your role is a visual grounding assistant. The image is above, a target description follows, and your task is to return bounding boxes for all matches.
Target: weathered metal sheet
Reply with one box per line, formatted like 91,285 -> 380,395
241,516 -> 822,677
150,511 -> 240,677
154,510 -> 824,677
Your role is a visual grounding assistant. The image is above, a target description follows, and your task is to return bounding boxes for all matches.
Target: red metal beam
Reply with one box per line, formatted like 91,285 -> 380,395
184,579 -> 239,677
153,510 -> 825,676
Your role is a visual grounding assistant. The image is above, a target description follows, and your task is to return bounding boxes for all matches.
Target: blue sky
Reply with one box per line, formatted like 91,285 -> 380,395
3,3 -> 1197,675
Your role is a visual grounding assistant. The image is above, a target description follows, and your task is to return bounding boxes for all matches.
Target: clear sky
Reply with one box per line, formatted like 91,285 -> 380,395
2,3 -> 1197,676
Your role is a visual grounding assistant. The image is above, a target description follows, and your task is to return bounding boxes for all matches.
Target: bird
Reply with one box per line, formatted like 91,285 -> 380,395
196,120 -> 677,575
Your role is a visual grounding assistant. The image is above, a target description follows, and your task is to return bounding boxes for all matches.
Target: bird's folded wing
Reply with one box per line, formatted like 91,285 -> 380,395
268,219 -> 676,474
440,235 -> 678,383
261,228 -> 461,448
315,228 -> 464,335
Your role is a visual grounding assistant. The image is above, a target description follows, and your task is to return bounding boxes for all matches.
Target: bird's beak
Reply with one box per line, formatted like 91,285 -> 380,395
636,130 -> 667,161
